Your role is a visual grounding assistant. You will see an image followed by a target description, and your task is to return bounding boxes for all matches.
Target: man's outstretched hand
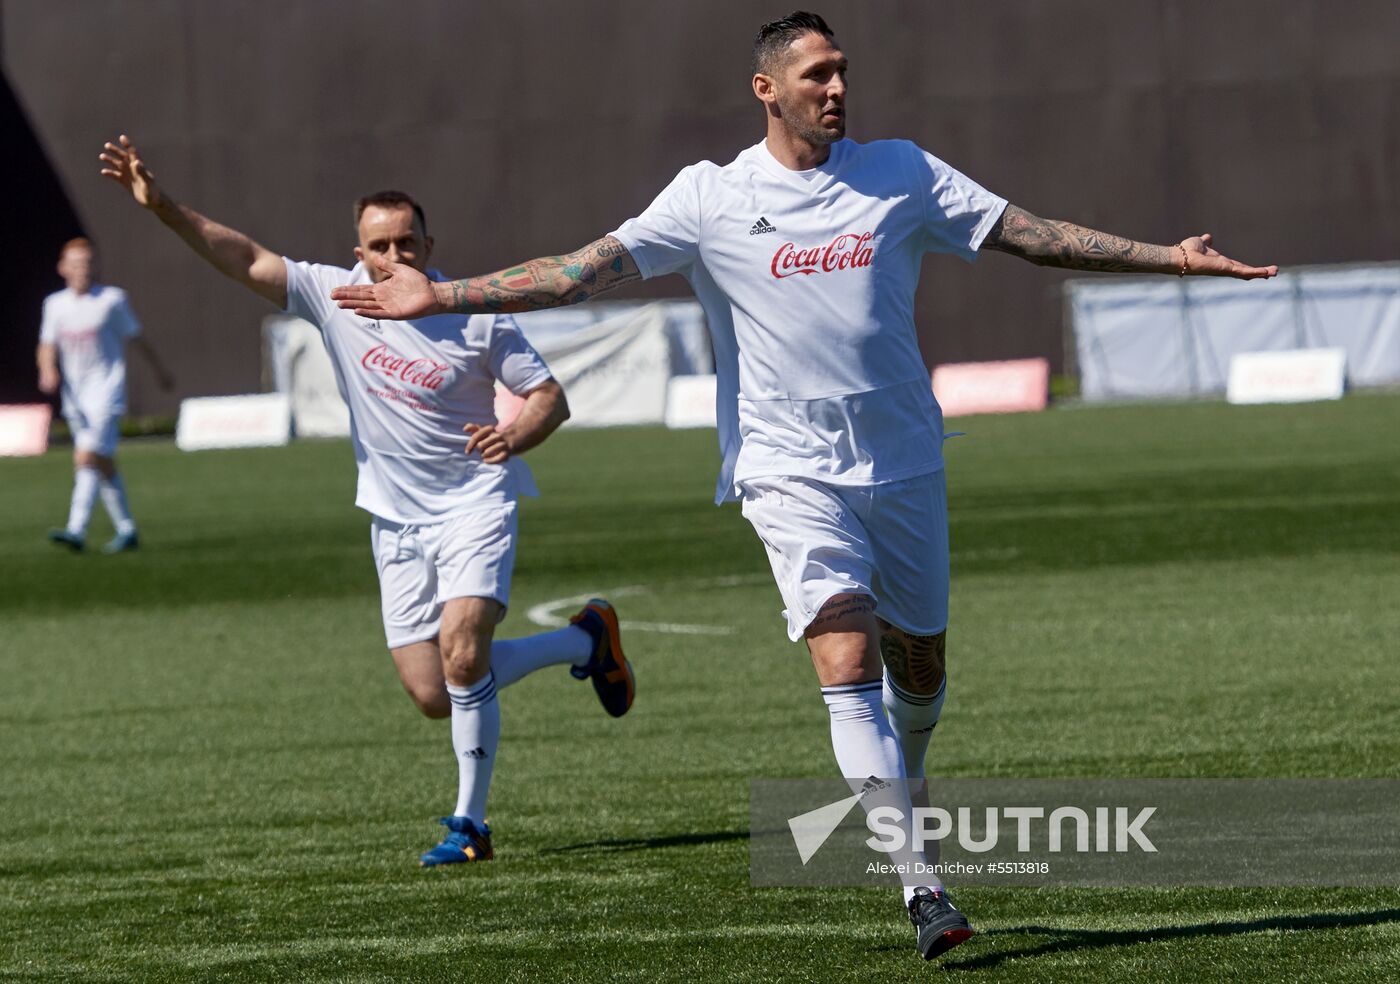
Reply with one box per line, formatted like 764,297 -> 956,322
331,258 -> 444,320
1181,234 -> 1278,280
99,135 -> 162,208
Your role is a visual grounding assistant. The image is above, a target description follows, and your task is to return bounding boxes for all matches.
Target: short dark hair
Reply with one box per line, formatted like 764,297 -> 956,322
353,190 -> 428,237
751,11 -> 834,76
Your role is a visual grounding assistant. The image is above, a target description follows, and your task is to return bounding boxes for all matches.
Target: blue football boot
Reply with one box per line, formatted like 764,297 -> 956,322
47,528 -> 85,552
420,816 -> 493,867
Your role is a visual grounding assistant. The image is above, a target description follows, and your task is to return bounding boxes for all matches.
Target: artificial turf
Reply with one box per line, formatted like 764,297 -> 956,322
2,393 -> 1398,982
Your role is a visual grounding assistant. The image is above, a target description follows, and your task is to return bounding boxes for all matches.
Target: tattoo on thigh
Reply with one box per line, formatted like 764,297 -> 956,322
806,596 -> 874,632
879,629 -> 946,694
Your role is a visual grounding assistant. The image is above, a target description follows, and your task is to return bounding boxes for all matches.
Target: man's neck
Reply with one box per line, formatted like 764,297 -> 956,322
764,126 -> 834,171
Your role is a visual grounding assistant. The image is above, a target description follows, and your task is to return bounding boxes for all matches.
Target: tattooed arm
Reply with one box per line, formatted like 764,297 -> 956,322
982,204 -> 1277,280
330,236 -> 641,319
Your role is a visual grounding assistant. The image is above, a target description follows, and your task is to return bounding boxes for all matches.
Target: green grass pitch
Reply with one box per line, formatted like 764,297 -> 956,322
3,394 -> 1399,982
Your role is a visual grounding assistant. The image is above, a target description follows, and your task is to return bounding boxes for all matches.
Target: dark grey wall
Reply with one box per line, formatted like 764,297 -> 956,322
5,0 -> 1398,414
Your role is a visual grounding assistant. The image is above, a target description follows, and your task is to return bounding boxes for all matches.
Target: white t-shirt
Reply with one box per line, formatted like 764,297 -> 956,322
284,259 -> 554,524
39,285 -> 142,420
610,138 -> 1007,503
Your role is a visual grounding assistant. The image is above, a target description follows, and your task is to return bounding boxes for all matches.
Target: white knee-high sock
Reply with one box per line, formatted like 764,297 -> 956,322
66,467 -> 100,536
882,674 -> 947,784
821,681 -> 939,896
99,473 -> 136,534
490,625 -> 592,689
446,672 -> 500,822
822,681 -> 904,784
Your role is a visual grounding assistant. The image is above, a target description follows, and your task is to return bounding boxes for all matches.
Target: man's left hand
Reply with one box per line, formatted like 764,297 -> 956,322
1181,234 -> 1278,280
464,423 -> 511,464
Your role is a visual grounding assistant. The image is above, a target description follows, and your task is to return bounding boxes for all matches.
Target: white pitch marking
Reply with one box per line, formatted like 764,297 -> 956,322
526,574 -> 770,636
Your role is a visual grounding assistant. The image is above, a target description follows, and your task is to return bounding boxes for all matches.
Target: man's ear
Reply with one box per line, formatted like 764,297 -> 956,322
423,235 -> 434,259
753,73 -> 778,107
353,246 -> 365,265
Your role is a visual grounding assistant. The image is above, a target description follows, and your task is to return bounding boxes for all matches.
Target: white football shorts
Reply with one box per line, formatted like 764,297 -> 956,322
370,501 -> 517,649
64,406 -> 120,457
740,470 -> 950,641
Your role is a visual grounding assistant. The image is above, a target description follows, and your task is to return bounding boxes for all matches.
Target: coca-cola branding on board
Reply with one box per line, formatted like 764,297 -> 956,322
771,231 -> 876,279
361,344 -> 450,391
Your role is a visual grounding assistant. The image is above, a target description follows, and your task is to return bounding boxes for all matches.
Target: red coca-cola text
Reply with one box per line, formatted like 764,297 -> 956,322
361,344 -> 450,390
771,231 -> 875,279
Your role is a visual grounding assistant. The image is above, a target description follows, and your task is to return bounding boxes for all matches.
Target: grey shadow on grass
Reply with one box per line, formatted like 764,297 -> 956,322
544,829 -> 750,854
918,908 -> 1400,971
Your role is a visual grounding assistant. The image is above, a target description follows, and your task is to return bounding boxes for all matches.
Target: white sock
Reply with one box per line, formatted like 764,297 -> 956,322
99,473 -> 136,535
66,467 -> 100,536
490,625 -> 593,689
883,674 -> 947,786
821,681 -> 939,897
446,672 -> 500,822
883,675 -> 948,895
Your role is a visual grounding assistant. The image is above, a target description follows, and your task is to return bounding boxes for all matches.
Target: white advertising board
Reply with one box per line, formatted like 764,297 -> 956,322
1226,348 -> 1346,405
0,404 -> 52,456
176,394 -> 292,451
665,375 -> 718,429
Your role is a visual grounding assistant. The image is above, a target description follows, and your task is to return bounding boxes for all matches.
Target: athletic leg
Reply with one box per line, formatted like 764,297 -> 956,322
489,624 -> 592,688
62,447 -> 101,541
858,472 -> 974,957
91,452 -> 137,536
390,619 -> 620,712
741,478 -> 931,898
439,596 -> 502,824
806,594 -> 932,896
391,641 -> 450,718
861,472 -> 953,790
879,624 -> 947,788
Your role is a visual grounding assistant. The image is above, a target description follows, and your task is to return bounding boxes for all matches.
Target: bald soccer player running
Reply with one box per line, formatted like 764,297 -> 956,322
332,10 -> 1277,958
99,134 -> 634,868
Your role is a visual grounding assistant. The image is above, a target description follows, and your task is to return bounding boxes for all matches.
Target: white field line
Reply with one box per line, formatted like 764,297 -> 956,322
526,574 -> 771,636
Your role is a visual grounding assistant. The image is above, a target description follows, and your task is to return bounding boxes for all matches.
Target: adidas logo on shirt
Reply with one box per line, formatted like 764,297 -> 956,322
749,216 -> 777,236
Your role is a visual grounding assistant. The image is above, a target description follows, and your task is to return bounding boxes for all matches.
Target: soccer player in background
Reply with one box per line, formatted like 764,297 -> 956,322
330,10 -> 1277,957
38,237 -> 172,553
98,135 -> 635,867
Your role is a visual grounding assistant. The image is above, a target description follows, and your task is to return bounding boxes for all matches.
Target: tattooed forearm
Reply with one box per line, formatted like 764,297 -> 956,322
982,205 -> 1175,274
879,628 -> 946,695
442,236 -> 641,314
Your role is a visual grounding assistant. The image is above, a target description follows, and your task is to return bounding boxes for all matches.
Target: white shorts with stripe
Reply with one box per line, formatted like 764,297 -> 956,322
370,501 -> 517,649
739,470 -> 949,641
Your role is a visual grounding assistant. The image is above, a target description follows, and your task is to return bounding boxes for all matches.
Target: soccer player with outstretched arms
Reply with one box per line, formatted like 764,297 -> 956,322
99,134 -> 635,868
331,10 -> 1276,958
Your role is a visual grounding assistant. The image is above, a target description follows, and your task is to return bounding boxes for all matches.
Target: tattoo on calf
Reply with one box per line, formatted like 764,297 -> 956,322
984,205 -> 1172,274
879,629 -> 946,695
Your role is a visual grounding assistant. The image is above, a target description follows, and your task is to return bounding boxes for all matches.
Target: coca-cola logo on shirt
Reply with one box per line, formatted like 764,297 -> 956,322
771,231 -> 875,279
360,343 -> 450,391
